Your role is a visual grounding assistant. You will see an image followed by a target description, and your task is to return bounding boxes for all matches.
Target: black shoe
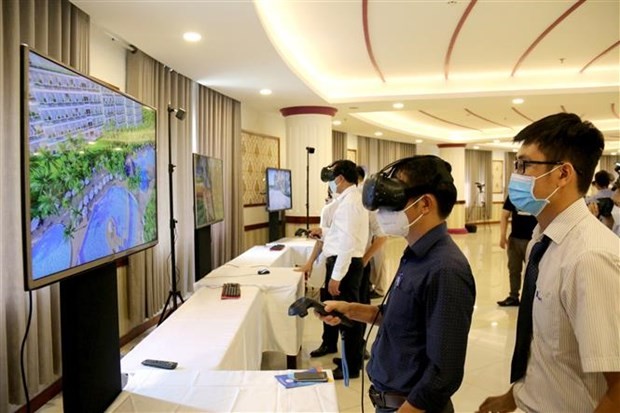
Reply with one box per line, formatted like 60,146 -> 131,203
497,297 -> 520,307
364,349 -> 370,360
332,357 -> 342,367
369,290 -> 384,299
332,366 -> 360,380
310,344 -> 338,358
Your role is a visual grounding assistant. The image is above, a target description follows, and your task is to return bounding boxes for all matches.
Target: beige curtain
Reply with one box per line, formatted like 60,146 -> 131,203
125,51 -> 194,322
196,86 -> 243,268
599,154 -> 619,178
357,135 -> 416,175
0,1 -> 89,410
504,151 -> 516,196
465,149 -> 493,221
332,130 -> 346,162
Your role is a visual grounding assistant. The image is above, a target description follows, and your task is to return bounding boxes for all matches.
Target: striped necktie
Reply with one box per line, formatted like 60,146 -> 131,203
510,235 -> 551,383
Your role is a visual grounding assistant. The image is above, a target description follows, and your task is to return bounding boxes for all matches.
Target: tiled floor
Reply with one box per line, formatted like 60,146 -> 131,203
267,224 -> 522,412
41,224 -> 520,412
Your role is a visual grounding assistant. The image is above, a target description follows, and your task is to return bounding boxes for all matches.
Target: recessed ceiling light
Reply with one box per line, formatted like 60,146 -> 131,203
512,148 -> 518,152
183,32 -> 202,42
493,139 -> 500,144
611,152 -> 617,155
259,88 -> 272,95
332,120 -> 342,126
473,145 -> 480,149
374,131 -> 383,137
415,139 -> 423,143
512,98 -> 524,105
392,102 -> 404,109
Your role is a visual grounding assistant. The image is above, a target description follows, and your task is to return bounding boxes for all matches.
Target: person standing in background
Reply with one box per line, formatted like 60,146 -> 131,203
297,160 -> 369,380
496,196 -> 537,307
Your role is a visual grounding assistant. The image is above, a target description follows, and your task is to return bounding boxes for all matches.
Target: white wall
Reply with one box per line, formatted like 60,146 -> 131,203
89,22 -> 127,92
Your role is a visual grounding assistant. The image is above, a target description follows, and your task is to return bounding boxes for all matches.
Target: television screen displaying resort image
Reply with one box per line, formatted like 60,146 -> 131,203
192,154 -> 224,228
21,45 -> 158,290
266,168 -> 292,212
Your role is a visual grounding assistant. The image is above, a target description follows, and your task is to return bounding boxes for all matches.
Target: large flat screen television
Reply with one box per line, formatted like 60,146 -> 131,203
193,154 -> 224,228
21,45 -> 158,290
266,167 -> 292,212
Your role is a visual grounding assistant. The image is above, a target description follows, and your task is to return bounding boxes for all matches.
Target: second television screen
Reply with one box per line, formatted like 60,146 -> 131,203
266,168 -> 292,212
193,154 -> 224,228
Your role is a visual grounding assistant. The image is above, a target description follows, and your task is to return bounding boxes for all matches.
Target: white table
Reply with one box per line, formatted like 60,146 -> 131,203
120,287 -> 264,373
106,370 -> 338,412
196,267 -> 304,356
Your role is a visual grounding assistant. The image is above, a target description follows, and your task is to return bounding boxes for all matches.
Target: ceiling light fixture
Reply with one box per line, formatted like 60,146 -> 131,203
332,120 -> 342,126
183,32 -> 202,42
415,139 -> 423,143
512,98 -> 524,105
473,145 -> 480,149
393,102 -> 404,109
259,88 -> 272,96
493,139 -> 500,143
374,131 -> 383,137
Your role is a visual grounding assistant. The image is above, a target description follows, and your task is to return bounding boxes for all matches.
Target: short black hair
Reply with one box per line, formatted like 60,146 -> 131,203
394,156 -> 457,218
513,113 -> 604,194
593,170 -> 611,188
332,160 -> 359,184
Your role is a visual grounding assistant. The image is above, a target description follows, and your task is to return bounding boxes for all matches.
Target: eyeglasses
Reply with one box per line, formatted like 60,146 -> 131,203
513,159 -> 563,174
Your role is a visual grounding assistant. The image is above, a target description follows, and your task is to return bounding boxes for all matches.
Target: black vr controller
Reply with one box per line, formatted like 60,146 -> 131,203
288,297 -> 353,328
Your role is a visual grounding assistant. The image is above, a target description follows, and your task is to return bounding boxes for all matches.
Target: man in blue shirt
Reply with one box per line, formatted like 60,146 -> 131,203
321,155 -> 476,413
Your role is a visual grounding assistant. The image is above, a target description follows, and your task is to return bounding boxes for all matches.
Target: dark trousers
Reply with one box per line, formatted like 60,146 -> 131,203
507,236 -> 529,298
320,256 -> 365,372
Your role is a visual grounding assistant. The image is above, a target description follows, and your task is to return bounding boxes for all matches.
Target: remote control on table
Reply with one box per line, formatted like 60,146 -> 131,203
141,359 -> 178,370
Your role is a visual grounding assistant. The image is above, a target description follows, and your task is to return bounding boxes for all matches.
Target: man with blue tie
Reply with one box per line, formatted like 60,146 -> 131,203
478,113 -> 620,413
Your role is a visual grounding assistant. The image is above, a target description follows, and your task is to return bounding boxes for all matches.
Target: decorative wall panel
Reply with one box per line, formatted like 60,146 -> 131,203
242,131 -> 280,206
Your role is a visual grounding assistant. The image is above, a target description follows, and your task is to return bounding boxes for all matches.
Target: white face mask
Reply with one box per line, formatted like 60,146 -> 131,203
328,176 -> 339,194
376,196 -> 425,237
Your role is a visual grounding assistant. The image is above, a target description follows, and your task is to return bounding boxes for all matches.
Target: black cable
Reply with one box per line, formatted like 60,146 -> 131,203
20,290 -> 33,413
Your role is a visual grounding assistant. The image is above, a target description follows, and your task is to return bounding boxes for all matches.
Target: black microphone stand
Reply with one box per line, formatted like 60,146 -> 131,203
159,104 -> 186,326
305,147 -> 315,230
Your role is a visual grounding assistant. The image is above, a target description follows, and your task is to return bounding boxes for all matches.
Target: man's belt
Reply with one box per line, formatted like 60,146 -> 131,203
368,385 -> 407,409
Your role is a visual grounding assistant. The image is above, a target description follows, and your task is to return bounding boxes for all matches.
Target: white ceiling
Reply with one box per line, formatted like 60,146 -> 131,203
72,0 -> 620,153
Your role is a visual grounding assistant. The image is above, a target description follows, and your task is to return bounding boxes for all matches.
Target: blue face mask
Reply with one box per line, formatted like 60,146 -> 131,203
328,179 -> 338,194
508,166 -> 561,216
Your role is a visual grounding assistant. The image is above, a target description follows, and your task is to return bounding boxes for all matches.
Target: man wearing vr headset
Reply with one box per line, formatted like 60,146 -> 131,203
320,155 -> 476,413
299,159 -> 369,379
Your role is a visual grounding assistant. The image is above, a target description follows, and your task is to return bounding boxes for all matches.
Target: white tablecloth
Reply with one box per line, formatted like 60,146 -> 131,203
197,267 -> 304,356
106,370 -> 338,412
120,287 -> 263,373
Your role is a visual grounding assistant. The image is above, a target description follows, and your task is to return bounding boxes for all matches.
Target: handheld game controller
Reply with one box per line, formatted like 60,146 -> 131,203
288,297 -> 353,328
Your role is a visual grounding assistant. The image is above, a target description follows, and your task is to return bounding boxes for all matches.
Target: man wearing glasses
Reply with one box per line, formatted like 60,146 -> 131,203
478,113 -> 620,413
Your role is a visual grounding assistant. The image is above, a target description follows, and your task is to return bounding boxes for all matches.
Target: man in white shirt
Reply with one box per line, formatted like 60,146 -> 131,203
298,160 -> 369,380
478,113 -> 620,413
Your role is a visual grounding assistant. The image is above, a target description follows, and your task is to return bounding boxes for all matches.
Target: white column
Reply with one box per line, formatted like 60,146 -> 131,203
280,106 -> 337,228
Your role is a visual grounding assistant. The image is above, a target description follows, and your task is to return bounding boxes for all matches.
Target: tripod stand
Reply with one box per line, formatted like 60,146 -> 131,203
304,146 -> 315,230
467,183 -> 488,223
159,104 -> 186,326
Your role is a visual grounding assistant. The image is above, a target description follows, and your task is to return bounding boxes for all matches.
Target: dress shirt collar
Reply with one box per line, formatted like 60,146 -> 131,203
406,222 -> 448,258
532,198 -> 590,246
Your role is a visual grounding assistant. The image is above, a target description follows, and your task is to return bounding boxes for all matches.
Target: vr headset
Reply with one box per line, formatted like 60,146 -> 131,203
320,162 -> 337,182
362,155 -> 453,211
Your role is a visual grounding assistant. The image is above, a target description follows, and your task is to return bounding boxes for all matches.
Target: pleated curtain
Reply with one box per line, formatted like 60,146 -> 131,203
357,135 -> 417,175
195,86 -> 243,268
332,130 -> 346,162
0,1 -> 89,410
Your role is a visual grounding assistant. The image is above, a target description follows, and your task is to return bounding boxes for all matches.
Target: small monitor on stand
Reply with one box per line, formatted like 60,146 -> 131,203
265,168 -> 292,242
